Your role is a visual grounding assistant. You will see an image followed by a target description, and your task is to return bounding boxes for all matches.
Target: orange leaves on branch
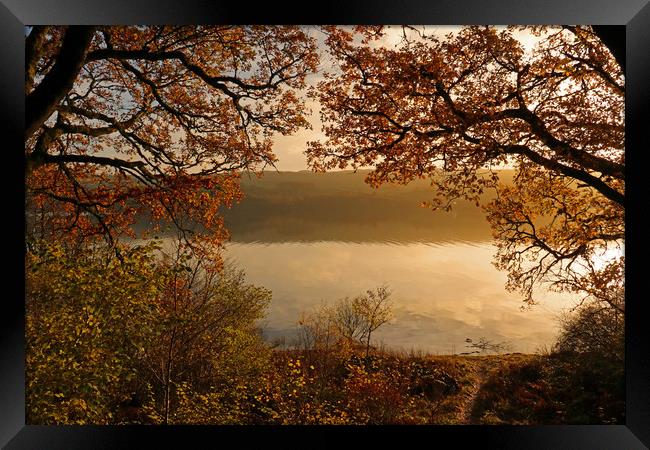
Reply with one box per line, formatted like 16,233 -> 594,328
307,25 -> 624,308
308,25 -> 623,200
26,26 -> 319,261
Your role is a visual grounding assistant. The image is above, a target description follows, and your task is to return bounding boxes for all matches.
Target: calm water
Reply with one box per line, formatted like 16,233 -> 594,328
222,240 -> 575,354
152,171 -> 586,354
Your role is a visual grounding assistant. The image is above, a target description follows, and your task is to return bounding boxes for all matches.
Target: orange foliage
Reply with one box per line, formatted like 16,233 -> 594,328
26,26 -> 319,266
307,25 -> 624,307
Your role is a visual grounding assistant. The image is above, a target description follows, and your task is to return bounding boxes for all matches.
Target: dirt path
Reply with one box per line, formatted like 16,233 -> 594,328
455,357 -> 499,424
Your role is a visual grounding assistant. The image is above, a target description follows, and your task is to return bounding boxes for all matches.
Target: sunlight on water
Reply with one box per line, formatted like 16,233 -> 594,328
222,240 -> 580,355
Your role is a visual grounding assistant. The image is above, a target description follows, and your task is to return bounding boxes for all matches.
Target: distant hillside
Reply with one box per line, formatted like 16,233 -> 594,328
217,169 -> 516,243
236,169 -> 515,200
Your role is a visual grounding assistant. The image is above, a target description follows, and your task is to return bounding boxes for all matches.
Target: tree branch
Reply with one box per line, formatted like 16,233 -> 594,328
26,26 -> 97,139
591,25 -> 625,73
25,26 -> 50,95
499,144 -> 624,206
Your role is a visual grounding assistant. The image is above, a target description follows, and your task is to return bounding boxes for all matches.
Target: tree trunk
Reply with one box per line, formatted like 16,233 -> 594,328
163,360 -> 172,425
592,25 -> 625,73
163,329 -> 176,425
25,26 -> 50,95
365,332 -> 371,364
25,26 -> 96,139
164,383 -> 170,425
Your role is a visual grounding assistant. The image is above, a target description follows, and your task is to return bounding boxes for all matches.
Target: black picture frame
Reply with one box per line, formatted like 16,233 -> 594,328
2,1 -> 648,448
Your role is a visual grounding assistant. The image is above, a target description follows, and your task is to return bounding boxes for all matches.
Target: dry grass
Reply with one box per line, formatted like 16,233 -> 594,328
263,348 -> 557,425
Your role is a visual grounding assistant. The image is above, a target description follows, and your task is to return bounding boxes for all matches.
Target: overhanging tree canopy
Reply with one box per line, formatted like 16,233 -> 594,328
307,25 -> 624,308
25,25 -> 319,264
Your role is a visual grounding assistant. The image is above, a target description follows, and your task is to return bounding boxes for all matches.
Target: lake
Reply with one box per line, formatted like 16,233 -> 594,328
155,170 -> 581,355
222,239 -> 572,355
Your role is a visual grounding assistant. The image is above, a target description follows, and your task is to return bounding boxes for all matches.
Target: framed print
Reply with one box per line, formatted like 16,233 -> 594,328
2,0 -> 649,448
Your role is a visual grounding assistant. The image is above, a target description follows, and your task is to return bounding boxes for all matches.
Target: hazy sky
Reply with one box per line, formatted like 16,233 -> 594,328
88,25 -> 544,172
271,25 -> 542,171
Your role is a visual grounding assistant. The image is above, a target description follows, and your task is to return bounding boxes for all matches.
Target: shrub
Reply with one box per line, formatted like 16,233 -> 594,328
554,301 -> 624,361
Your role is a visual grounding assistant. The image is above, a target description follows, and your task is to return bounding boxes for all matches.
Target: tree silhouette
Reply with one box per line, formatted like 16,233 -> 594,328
25,26 -> 318,265
307,26 -> 624,309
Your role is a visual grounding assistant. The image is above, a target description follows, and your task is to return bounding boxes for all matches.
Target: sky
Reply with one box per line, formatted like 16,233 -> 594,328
81,25 -> 545,173
270,25 -> 543,171
270,26 -> 458,172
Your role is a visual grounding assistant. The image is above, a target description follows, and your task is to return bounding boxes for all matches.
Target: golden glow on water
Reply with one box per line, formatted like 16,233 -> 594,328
223,240 -> 579,354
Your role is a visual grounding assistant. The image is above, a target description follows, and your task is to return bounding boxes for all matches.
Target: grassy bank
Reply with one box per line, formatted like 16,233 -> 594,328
203,347 -> 624,425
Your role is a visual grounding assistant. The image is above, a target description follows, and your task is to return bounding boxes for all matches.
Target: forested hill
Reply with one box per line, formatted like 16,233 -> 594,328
218,169 -> 516,243
237,169 -> 516,200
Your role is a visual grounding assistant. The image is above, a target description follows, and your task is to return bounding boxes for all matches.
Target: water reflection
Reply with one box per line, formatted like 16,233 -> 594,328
141,170 -> 581,354
221,195 -> 493,243
216,170 -> 498,243
223,240 -> 576,354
